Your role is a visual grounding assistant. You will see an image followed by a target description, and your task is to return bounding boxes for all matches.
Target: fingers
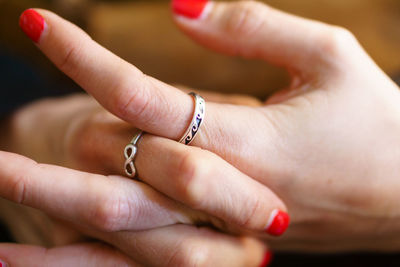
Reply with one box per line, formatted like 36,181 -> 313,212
0,243 -> 138,267
0,151 -> 203,232
134,135 -> 289,235
62,107 -> 289,235
19,8 -> 195,141
92,224 -> 270,267
172,0 -> 359,75
19,9 -> 272,167
19,9 -> 265,157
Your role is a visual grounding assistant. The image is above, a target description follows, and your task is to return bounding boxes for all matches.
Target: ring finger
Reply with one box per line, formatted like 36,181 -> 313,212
69,112 -> 289,236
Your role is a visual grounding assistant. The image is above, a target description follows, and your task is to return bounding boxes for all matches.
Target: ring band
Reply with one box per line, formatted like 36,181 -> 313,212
124,92 -> 204,176
179,92 -> 206,145
124,131 -> 144,178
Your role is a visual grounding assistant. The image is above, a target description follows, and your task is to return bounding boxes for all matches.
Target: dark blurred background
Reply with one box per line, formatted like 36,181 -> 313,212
1,0 -> 400,266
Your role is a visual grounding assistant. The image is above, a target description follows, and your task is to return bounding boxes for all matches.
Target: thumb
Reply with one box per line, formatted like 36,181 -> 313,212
172,0 -> 351,76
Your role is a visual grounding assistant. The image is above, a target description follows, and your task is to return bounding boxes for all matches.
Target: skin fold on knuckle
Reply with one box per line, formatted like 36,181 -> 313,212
235,194 -> 265,230
316,26 -> 359,64
8,157 -> 39,205
10,171 -> 28,205
56,33 -> 90,80
89,187 -> 131,232
175,149 -> 210,210
111,73 -> 155,124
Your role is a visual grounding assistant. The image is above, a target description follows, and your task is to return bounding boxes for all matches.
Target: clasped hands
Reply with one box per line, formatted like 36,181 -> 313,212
1,0 -> 400,266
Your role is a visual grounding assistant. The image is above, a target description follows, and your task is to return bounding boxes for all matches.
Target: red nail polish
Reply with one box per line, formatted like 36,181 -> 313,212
19,9 -> 45,43
0,259 -> 9,267
172,0 -> 209,19
259,251 -> 273,267
266,209 -> 290,236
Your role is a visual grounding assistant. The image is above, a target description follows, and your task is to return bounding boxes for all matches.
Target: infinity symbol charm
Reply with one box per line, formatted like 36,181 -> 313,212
124,144 -> 137,177
123,131 -> 144,178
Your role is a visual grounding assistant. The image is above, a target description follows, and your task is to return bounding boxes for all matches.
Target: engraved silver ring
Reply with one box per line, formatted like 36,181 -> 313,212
123,92 -> 205,178
179,92 -> 206,145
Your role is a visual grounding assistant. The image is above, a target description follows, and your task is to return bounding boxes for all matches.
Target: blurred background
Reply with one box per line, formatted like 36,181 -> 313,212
1,0 -> 400,99
1,0 -> 400,266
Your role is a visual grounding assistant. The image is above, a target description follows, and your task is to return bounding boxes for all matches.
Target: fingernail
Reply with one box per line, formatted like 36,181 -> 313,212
172,0 -> 209,19
265,209 -> 290,236
19,9 -> 45,43
0,259 -> 9,267
259,251 -> 273,267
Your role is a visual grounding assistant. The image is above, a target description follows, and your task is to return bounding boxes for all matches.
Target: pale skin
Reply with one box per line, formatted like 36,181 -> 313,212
0,96 -> 268,267
1,0 -> 400,265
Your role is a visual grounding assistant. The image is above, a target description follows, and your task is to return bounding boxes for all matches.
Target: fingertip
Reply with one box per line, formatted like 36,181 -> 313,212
259,251 -> 273,267
265,209 -> 290,236
172,0 -> 214,21
0,259 -> 9,267
19,8 -> 47,43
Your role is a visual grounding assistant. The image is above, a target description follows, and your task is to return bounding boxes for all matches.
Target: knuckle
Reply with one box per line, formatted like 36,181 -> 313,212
168,239 -> 212,267
318,26 -> 358,58
225,0 -> 268,38
10,170 -> 30,205
57,30 -> 91,76
9,158 -> 39,205
89,193 -> 130,232
111,73 -> 154,122
58,44 -> 77,74
237,195 -> 262,229
176,149 -> 210,209
11,175 -> 26,204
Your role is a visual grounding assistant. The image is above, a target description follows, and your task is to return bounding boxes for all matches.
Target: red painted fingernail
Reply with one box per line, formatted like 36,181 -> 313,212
19,9 -> 45,43
172,0 -> 209,19
0,259 -> 9,267
266,209 -> 290,236
259,251 -> 273,267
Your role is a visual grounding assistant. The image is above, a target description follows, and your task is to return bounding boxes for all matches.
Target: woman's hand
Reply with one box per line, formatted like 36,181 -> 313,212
18,1 -> 400,251
4,93 -> 288,236
15,7 -> 290,237
0,150 -> 269,266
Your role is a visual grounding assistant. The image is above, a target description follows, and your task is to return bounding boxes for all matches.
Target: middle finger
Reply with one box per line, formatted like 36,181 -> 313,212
78,120 -> 289,236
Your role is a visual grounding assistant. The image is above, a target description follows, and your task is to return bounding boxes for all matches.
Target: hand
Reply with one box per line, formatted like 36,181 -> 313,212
5,92 -> 287,236
16,7 -> 290,236
0,150 -> 268,266
18,1 -> 400,252
172,0 -> 400,252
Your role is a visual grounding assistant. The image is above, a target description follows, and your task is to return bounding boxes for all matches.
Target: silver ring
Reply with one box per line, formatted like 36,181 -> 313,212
179,92 -> 206,145
124,131 -> 144,178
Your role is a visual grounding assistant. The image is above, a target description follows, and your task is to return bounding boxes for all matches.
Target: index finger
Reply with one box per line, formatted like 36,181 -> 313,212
19,8 -> 193,140
19,9 -> 273,169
